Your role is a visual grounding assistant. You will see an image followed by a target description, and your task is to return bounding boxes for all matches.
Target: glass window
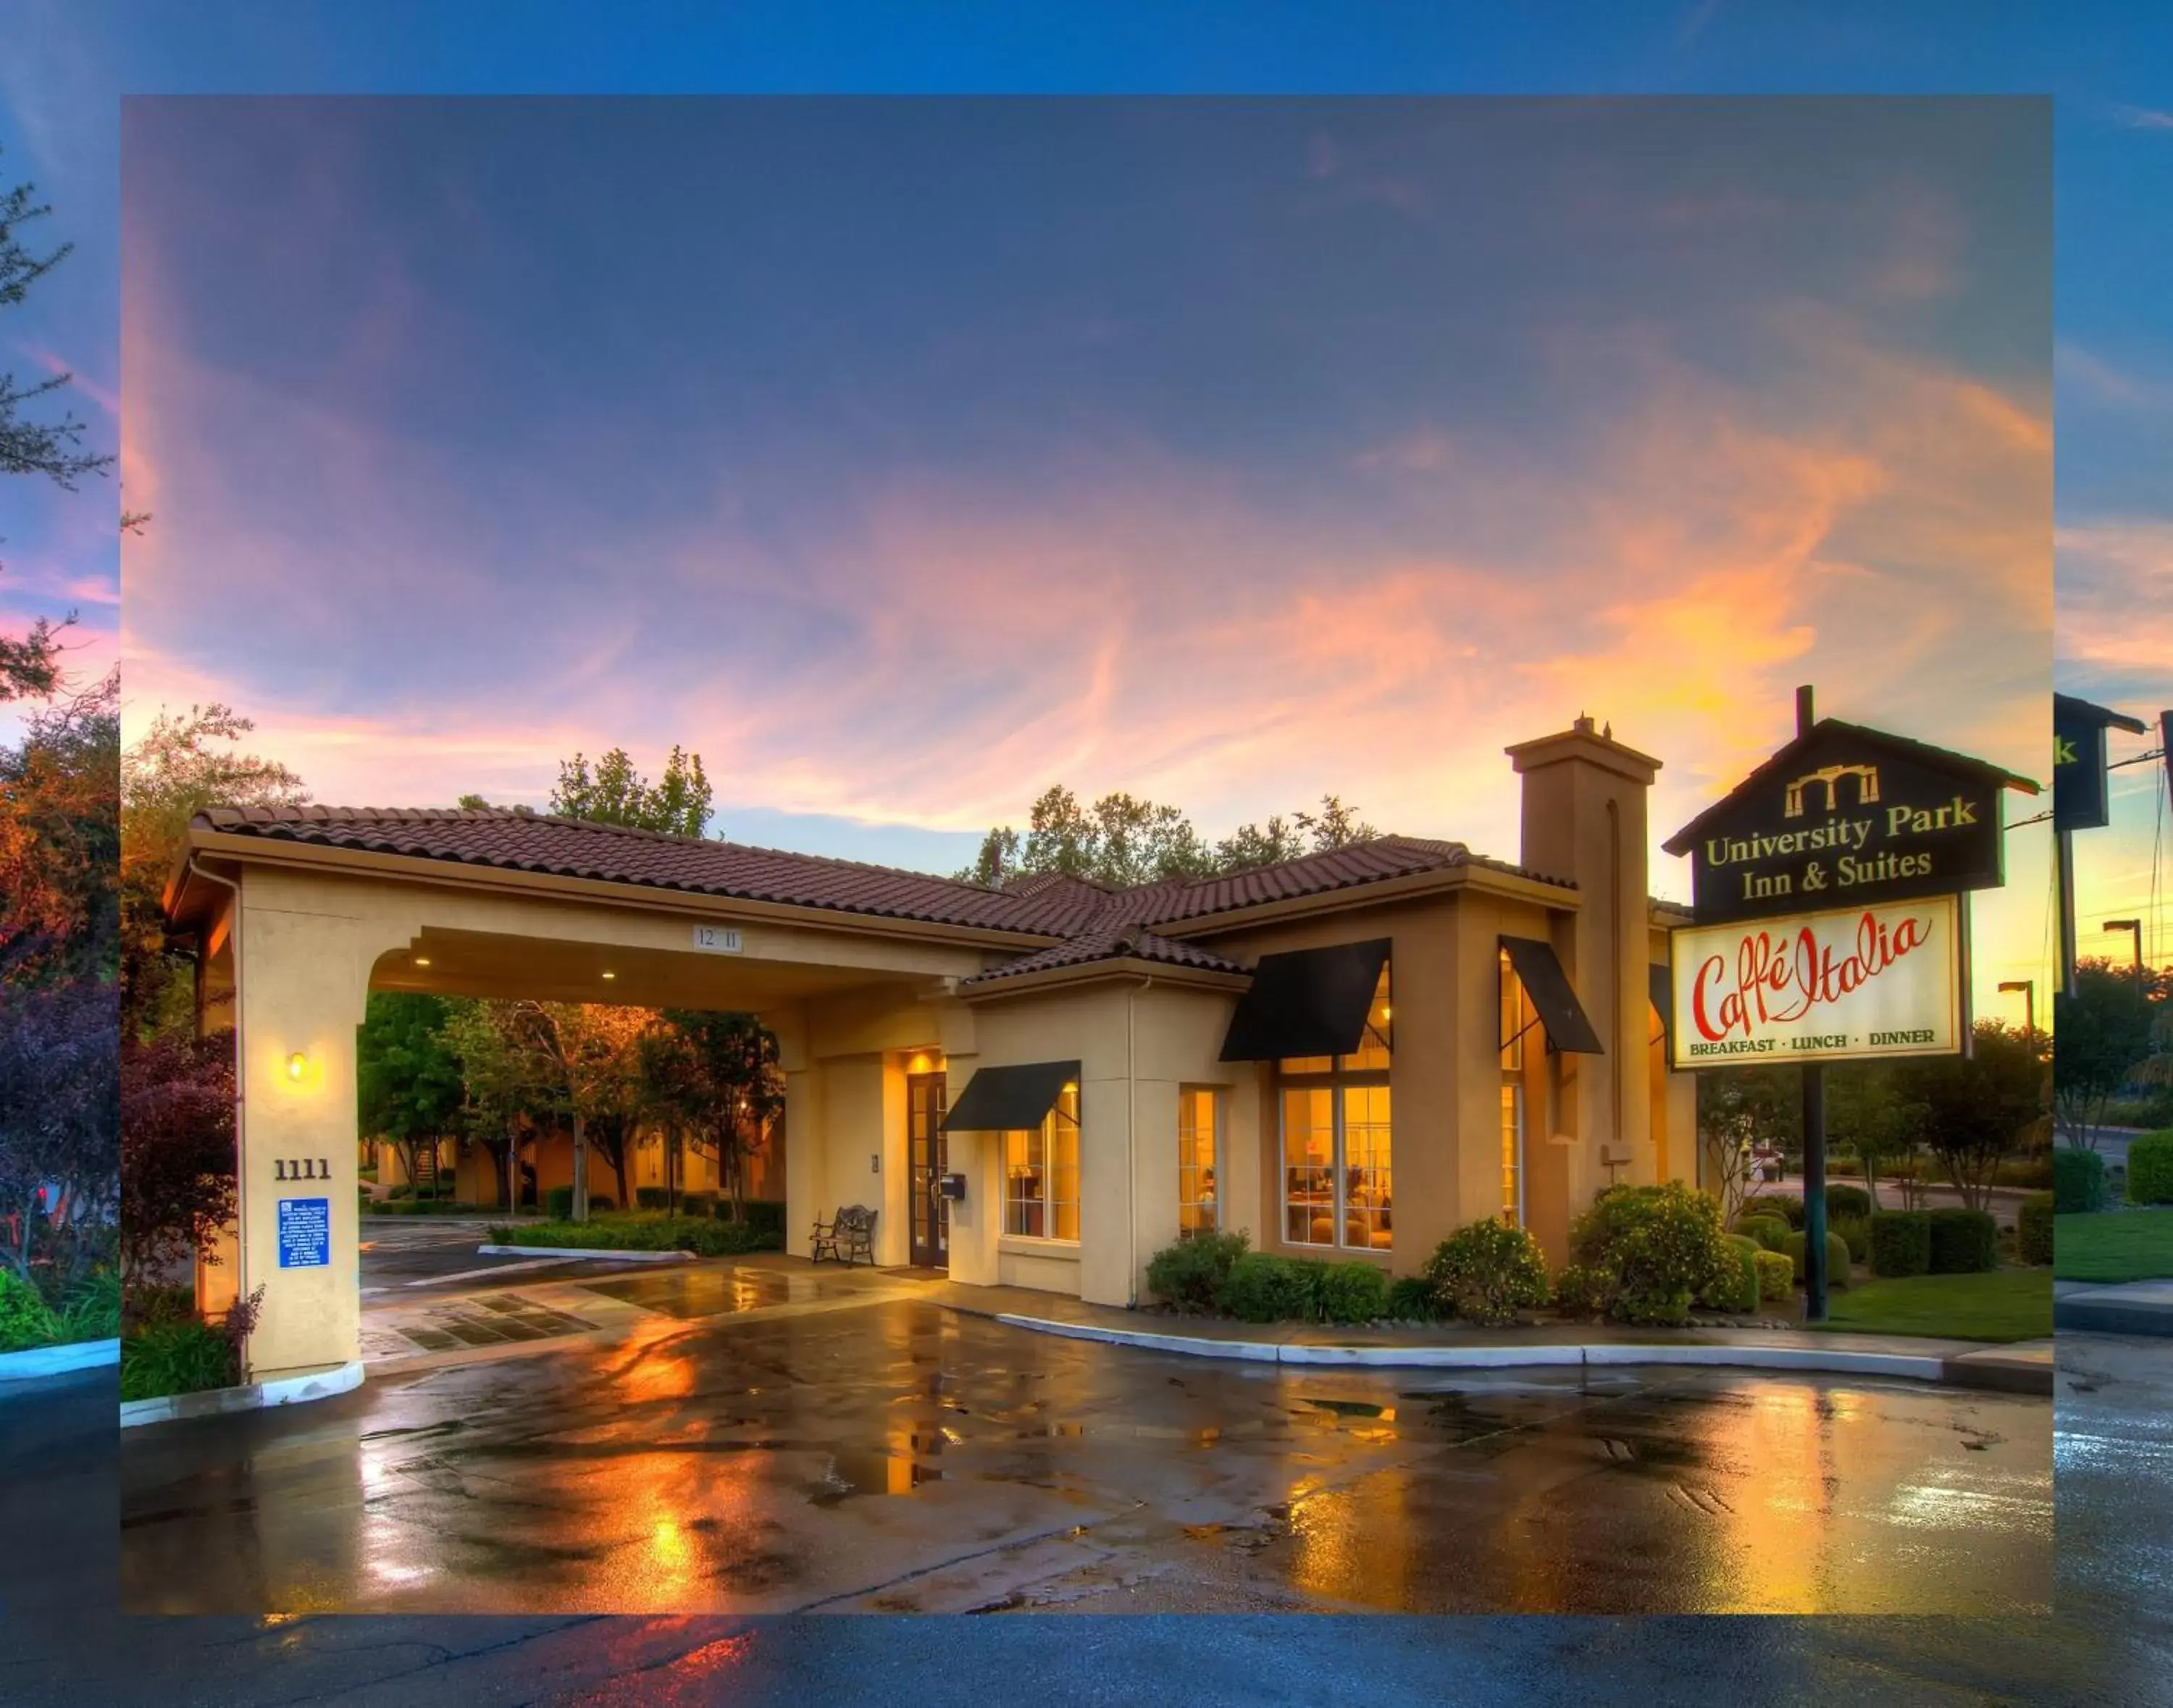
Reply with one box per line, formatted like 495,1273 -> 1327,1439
1500,1084 -> 1524,1226
1499,950 -> 1527,1073
1278,963 -> 1394,1076
1282,1086 -> 1335,1244
1343,1085 -> 1393,1251
1005,1081 -> 1080,1241
1276,958 -> 1393,1254
1178,1087 -> 1223,1238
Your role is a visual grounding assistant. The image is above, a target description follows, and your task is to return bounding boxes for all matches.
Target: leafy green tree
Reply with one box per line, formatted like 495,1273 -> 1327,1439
1893,1021 -> 2048,1212
1826,1060 -> 1927,1211
1696,1063 -> 1800,1224
2053,959 -> 2158,1150
640,1010 -> 785,1223
120,704 -> 308,1041
454,792 -> 490,811
493,1000 -> 650,1215
959,787 -> 1377,888
356,993 -> 466,1194
0,669 -> 118,986
550,745 -> 713,837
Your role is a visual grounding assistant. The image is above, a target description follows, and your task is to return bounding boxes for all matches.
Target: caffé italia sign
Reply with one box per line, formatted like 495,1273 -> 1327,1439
1663,720 -> 2017,925
1668,896 -> 1961,1069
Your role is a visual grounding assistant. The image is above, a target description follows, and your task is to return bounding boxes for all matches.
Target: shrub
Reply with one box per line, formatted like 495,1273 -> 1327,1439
592,1196 -> 616,1213
2053,1149 -> 2109,1214
1927,1207 -> 1998,1275
741,1200 -> 787,1237
2016,1192 -> 2055,1267
386,1182 -> 414,1201
1735,1215 -> 1791,1254
54,1270 -> 120,1344
1780,1228 -> 1853,1289
0,1268 -> 59,1352
1754,1194 -> 1806,1229
1385,1274 -> 1440,1321
1318,1261 -> 1393,1324
2127,1132 -> 2173,1206
119,1320 -> 235,1401
1993,1154 -> 2055,1191
1424,1218 -> 1552,1326
1568,1181 -> 1730,1326
545,1185 -> 575,1220
1869,1210 -> 1933,1278
1697,1235 -> 1760,1314
1146,1229 -> 1250,1314
1551,1263 -> 1617,1318
1753,1249 -> 1794,1302
1219,1253 -> 1320,1323
1825,1184 -> 1872,1222
678,1194 -> 716,1219
1830,1215 -> 1870,1265
637,1186 -> 671,1210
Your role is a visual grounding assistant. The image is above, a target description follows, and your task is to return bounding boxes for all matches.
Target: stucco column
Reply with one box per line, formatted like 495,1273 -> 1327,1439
230,900 -> 393,1383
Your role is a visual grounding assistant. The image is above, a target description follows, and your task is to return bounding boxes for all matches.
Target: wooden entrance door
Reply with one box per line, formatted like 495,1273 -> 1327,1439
907,1071 -> 949,1270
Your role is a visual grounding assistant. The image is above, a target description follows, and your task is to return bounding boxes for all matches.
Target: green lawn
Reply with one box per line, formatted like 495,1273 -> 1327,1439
2054,1210 -> 2173,1284
1812,1269 -> 2052,1343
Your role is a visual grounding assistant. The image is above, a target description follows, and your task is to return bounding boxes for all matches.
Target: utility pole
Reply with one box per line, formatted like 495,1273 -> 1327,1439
1796,683 -> 1828,1325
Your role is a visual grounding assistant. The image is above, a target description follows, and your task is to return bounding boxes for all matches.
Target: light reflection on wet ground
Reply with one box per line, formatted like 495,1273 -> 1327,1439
118,1298 -> 2051,1616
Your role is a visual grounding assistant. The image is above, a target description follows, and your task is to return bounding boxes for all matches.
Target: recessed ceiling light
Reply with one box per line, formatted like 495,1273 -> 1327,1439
414,956 -> 432,968
601,971 -> 616,981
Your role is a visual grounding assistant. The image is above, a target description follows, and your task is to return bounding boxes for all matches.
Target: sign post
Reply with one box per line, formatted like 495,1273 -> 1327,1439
2053,694 -> 2151,997
1663,687 -> 2035,1325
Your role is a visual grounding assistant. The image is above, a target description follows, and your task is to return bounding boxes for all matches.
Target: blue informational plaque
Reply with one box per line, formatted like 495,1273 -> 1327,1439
277,1197 -> 331,1268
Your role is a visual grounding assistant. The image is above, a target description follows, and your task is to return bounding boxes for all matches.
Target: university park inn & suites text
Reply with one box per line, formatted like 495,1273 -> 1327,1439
1701,795 -> 1984,904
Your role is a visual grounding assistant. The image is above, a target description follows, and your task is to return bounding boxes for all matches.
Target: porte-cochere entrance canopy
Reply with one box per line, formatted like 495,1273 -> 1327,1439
164,717 -> 1695,1389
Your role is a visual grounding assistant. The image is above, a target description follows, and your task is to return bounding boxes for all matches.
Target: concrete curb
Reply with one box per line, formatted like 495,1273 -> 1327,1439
119,1358 -> 365,1428
992,1314 -> 2048,1394
0,1336 -> 118,1385
2055,1292 -> 2173,1338
474,1244 -> 694,1263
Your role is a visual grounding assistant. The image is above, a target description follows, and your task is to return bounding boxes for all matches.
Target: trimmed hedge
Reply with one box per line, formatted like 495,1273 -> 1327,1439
1423,1218 -> 1552,1326
1869,1210 -> 1932,1278
1830,1215 -> 1870,1265
487,1215 -> 776,1256
2053,1148 -> 2109,1214
1753,1249 -> 1794,1302
1825,1184 -> 1872,1223
1551,1263 -> 1615,1319
741,1200 -> 787,1237
1753,1194 -> 1807,1228
1221,1253 -> 1321,1323
545,1185 -> 574,1221
1734,1213 -> 1791,1254
1927,1207 -> 1998,1275
1145,1229 -> 1249,1314
2127,1131 -> 2173,1206
1781,1228 -> 1852,1289
2016,1192 -> 2055,1267
1317,1261 -> 1393,1324
1698,1235 -> 1760,1314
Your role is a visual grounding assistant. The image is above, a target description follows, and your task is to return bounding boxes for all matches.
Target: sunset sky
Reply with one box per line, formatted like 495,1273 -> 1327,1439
4,3 -> 2167,1025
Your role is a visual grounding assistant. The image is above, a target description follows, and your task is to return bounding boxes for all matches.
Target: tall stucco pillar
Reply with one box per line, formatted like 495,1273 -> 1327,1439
1507,718 -> 1663,1210
230,890 -> 395,1383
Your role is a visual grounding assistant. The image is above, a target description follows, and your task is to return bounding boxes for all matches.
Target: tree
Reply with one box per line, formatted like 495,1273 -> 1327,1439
1894,1021 -> 2048,1213
0,668 -> 117,987
356,993 -> 465,1194
120,703 -> 308,1040
2053,960 -> 2157,1150
641,1010 -> 785,1223
1696,1063 -> 1801,1226
115,1029 -> 235,1307
441,997 -> 553,1209
0,979 -> 118,1289
958,787 -> 1378,888
551,745 -> 713,837
1,154 -> 112,700
1826,1060 -> 1927,1212
455,792 -> 491,811
500,1000 -> 651,1215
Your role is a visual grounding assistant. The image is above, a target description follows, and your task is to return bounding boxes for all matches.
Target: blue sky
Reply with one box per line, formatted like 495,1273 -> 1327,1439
1,0 -> 2168,1005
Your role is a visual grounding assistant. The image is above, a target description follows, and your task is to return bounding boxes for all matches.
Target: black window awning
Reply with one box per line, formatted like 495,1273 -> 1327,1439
1218,939 -> 1391,1063
1650,963 -> 1672,1050
1501,937 -> 1604,1055
941,1060 -> 1079,1133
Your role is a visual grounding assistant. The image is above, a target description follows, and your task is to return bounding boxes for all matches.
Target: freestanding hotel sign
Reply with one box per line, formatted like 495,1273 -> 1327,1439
1662,691 -> 2039,1323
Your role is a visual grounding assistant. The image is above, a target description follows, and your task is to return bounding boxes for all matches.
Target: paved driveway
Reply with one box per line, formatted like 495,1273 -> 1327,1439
120,1286 -> 2049,1617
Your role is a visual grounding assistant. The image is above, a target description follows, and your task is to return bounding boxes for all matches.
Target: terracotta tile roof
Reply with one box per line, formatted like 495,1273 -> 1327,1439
959,923 -> 1250,988
189,809 -> 1574,963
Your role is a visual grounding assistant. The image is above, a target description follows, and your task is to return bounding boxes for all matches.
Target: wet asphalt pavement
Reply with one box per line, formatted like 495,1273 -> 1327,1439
116,1289 -> 2051,1617
0,1329 -> 2159,1704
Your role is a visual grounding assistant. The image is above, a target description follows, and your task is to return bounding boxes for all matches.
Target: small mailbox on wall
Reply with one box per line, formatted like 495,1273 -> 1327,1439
937,1173 -> 967,1201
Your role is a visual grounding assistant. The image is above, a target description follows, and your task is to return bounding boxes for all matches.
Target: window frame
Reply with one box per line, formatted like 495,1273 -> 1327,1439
1176,1085 -> 1224,1239
1002,1082 -> 1081,1243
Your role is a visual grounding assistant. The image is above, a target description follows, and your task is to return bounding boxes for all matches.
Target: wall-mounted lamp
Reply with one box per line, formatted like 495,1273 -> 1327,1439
601,970 -> 617,981
287,1052 -> 307,1081
414,956 -> 432,968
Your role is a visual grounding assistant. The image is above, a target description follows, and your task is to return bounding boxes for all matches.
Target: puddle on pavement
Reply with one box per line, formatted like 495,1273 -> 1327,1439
808,1449 -> 947,1504
580,1271 -> 795,1319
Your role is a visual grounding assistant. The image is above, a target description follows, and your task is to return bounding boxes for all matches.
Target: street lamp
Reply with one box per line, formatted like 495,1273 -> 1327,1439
1997,980 -> 2035,1041
2104,919 -> 2145,983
